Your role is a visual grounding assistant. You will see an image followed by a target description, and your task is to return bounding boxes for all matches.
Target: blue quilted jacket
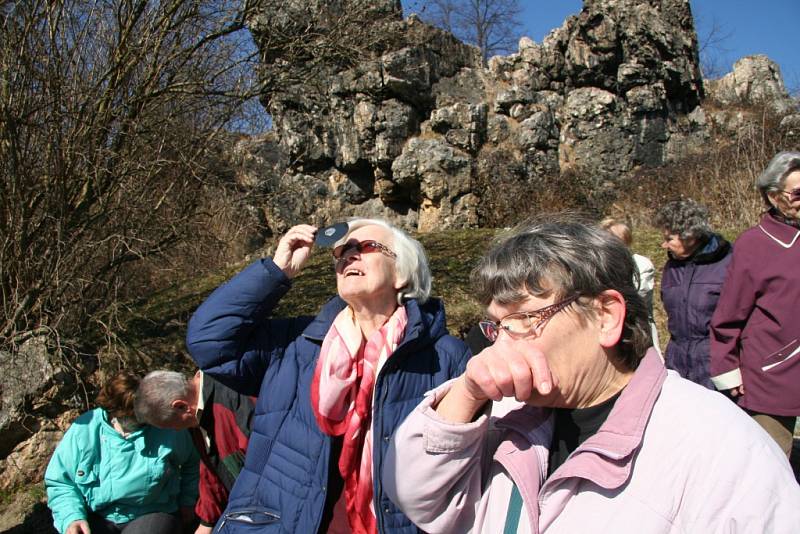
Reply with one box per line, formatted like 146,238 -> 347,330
187,258 -> 471,534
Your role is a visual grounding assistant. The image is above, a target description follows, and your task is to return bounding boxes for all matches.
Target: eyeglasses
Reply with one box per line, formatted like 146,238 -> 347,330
332,240 -> 397,261
479,295 -> 579,342
780,187 -> 800,202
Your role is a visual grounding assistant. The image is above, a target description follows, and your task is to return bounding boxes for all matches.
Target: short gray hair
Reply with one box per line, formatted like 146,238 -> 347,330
757,151 -> 800,207
134,370 -> 191,427
471,214 -> 651,371
653,199 -> 712,241
337,218 -> 432,304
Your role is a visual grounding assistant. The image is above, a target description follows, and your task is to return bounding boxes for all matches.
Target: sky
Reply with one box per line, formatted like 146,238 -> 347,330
401,1 -> 798,93
516,0 -> 799,93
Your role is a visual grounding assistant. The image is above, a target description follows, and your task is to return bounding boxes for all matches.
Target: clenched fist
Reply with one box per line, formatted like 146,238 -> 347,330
436,336 -> 556,423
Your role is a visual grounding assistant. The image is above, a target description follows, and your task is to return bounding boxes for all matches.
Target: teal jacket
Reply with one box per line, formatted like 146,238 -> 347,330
45,408 -> 199,534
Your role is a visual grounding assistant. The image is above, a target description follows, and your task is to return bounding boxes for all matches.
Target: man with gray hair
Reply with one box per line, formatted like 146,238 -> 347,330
136,371 -> 254,534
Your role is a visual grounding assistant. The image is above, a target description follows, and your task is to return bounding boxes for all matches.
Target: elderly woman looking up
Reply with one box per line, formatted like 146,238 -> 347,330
383,216 -> 800,533
654,200 -> 732,388
710,151 -> 800,456
186,219 -> 470,534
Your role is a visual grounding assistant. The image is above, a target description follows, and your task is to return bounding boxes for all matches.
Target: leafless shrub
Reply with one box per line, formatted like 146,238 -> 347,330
615,105 -> 800,232
473,146 -> 530,226
477,103 -> 800,232
250,0 -> 408,100
474,146 -> 612,227
0,0 -> 265,353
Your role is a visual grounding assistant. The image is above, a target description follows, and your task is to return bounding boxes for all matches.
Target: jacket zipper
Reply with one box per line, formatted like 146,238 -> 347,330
373,361 -> 394,534
216,508 -> 281,530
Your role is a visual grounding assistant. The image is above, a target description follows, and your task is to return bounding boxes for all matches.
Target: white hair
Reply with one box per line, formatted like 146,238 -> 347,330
757,151 -> 800,207
336,218 -> 432,304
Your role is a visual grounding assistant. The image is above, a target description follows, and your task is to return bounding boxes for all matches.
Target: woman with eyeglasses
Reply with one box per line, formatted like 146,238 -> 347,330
710,151 -> 800,457
185,218 -> 470,534
654,199 -> 732,389
383,216 -> 800,533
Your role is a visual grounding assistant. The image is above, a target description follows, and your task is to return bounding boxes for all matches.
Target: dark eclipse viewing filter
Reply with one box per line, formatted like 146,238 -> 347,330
314,222 -> 349,247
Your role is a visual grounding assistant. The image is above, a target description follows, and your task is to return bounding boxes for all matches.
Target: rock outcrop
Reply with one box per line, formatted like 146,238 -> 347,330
243,0 -> 714,232
706,55 -> 795,114
0,337 -> 57,458
704,54 -> 799,139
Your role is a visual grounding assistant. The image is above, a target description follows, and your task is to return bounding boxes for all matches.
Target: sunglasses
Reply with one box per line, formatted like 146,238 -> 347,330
332,240 -> 397,261
479,295 -> 578,342
780,187 -> 800,202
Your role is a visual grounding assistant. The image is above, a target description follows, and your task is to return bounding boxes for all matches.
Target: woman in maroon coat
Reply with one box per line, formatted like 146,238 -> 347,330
710,150 -> 800,457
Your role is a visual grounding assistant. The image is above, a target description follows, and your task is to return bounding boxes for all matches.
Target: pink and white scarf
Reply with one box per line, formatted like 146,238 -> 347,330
311,305 -> 408,534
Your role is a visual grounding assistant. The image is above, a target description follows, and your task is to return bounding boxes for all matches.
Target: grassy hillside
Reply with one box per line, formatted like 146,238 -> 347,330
114,223 -> 749,370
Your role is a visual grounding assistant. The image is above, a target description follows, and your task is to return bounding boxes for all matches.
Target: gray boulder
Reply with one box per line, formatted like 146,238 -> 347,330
0,336 -> 57,459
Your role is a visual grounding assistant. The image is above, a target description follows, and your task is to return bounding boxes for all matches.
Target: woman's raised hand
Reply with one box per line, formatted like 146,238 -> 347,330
273,224 -> 318,279
435,336 -> 556,423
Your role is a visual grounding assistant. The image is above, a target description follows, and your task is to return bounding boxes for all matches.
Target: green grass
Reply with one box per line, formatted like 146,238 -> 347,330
112,225 -> 746,366
107,265 -> 242,371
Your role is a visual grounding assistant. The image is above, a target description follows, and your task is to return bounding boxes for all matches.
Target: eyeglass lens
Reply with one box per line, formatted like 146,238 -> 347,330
479,296 -> 577,342
333,240 -> 385,260
479,313 -> 535,342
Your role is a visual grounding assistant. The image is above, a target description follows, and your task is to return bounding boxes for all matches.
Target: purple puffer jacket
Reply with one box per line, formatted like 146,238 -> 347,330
660,234 -> 732,388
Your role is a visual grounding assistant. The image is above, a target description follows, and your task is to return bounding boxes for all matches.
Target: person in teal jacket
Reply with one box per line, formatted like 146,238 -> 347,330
45,371 -> 200,534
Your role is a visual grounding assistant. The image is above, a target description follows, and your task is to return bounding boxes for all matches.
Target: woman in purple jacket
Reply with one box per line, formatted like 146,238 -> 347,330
710,151 -> 800,457
655,199 -> 732,388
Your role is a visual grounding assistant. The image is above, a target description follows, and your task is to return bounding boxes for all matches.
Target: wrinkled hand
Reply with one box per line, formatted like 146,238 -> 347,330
273,224 -> 317,279
66,519 -> 90,534
463,336 -> 556,402
194,523 -> 214,534
436,336 -> 556,423
726,384 -> 745,397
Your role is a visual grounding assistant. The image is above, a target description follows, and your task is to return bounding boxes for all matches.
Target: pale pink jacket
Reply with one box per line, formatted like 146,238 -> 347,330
384,349 -> 800,533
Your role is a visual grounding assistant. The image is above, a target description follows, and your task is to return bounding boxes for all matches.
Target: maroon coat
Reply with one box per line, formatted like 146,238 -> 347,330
710,212 -> 800,416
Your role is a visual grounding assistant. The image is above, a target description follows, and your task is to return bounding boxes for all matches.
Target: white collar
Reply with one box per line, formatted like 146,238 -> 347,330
758,223 -> 800,249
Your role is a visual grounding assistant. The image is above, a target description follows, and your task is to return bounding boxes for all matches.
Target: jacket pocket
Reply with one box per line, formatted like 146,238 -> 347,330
74,459 -> 102,506
761,338 -> 800,371
215,507 -> 281,533
74,460 -> 99,485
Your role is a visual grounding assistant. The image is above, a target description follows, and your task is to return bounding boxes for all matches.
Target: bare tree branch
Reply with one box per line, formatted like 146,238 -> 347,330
0,0 -> 269,350
694,12 -> 734,79
412,0 -> 523,63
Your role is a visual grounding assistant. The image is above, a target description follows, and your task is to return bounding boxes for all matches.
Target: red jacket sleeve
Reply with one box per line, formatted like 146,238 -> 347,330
195,457 -> 229,526
194,391 -> 253,526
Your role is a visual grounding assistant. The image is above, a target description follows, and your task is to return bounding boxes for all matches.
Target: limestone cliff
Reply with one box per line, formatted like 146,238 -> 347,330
245,0 -> 719,232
